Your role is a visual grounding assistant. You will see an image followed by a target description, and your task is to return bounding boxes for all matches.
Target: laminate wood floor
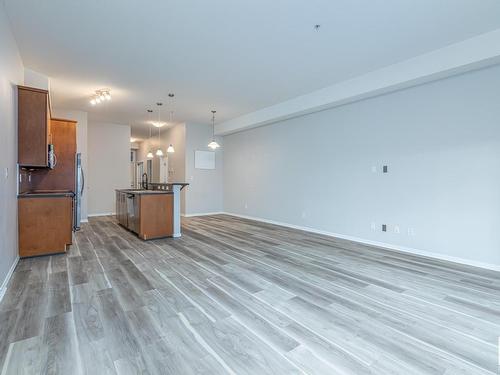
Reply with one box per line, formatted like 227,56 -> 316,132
1,214 -> 499,374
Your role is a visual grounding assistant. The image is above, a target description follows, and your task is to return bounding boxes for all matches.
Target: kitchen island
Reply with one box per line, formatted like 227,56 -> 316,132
115,183 -> 188,239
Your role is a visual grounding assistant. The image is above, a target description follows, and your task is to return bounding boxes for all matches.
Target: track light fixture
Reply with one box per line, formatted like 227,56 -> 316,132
90,89 -> 112,105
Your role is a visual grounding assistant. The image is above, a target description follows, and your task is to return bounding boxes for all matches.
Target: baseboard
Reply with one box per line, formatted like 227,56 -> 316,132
87,212 -> 116,217
0,256 -> 20,303
223,212 -> 500,272
81,218 -> 89,223
183,212 -> 225,218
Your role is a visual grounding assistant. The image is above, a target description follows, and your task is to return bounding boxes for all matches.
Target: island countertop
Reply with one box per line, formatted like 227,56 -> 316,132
115,189 -> 173,195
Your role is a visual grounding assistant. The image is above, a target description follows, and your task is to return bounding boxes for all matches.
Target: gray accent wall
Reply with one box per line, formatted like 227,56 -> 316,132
0,2 -> 23,294
223,64 -> 500,268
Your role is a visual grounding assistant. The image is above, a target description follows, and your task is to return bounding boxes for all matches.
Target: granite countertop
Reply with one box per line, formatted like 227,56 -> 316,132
115,189 -> 173,195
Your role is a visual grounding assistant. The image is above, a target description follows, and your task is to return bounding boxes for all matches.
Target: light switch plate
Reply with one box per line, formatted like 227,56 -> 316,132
4,167 -> 8,179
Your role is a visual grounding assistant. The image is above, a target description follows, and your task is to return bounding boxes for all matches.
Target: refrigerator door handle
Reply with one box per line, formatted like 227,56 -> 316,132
80,168 -> 85,196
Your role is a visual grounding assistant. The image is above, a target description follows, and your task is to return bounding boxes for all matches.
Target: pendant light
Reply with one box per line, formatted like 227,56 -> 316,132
155,102 -> 164,157
208,110 -> 220,150
146,109 -> 154,159
166,93 -> 175,153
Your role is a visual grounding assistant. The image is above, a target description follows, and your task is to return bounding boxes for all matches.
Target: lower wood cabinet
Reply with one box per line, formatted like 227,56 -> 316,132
18,196 -> 73,257
116,191 -> 173,240
138,194 -> 173,240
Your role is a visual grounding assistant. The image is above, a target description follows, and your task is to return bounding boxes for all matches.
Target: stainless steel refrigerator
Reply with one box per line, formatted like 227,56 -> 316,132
74,153 -> 84,230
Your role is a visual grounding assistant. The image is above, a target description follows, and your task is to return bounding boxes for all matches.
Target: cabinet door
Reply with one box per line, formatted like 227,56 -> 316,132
18,86 -> 49,167
18,196 -> 72,257
29,119 -> 77,191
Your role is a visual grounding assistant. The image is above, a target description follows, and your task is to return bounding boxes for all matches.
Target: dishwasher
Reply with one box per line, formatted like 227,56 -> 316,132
126,193 -> 137,232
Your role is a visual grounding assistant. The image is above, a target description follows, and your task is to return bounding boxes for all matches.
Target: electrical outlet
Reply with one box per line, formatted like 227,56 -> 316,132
371,166 -> 377,173
4,167 -> 8,179
394,225 -> 400,234
301,211 -> 306,219
407,227 -> 416,236
382,224 -> 387,232
244,203 -> 248,209
371,222 -> 376,231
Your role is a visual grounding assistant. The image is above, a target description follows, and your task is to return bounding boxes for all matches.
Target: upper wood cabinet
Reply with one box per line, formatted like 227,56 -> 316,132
18,85 -> 51,167
30,119 -> 77,191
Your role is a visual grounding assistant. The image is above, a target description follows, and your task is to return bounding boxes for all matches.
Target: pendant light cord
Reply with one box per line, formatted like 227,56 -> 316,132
212,110 -> 216,139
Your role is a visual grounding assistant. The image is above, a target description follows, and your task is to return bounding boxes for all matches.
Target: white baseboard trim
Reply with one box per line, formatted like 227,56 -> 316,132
0,256 -> 20,303
223,212 -> 500,272
81,218 -> 89,223
87,212 -> 116,217
183,212 -> 225,218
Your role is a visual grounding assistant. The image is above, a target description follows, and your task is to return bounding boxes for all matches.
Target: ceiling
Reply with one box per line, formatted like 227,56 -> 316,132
5,0 -> 500,139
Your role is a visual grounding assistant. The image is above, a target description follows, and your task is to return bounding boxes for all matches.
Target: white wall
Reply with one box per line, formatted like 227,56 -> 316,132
0,3 -> 24,297
224,64 -> 500,270
53,109 -> 88,221
87,122 -> 130,216
185,123 -> 223,215
24,68 -> 49,91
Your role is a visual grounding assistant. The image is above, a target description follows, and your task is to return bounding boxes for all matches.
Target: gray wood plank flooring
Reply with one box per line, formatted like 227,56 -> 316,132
1,214 -> 499,374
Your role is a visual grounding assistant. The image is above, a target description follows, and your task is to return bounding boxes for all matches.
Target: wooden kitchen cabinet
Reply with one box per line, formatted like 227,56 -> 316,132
18,86 -> 51,167
29,118 -> 77,191
18,195 -> 73,257
115,191 -> 173,240
138,194 -> 173,240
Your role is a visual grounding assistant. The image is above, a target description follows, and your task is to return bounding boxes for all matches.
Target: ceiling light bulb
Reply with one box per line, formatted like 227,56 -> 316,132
167,144 -> 175,153
105,93 -> 111,100
90,98 -> 96,105
95,97 -> 101,104
147,151 -> 154,159
208,140 -> 220,150
156,149 -> 163,157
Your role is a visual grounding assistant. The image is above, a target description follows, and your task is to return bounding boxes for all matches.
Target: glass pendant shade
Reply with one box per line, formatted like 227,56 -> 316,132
208,140 -> 220,150
156,148 -> 163,157
147,151 -> 154,159
167,144 -> 175,153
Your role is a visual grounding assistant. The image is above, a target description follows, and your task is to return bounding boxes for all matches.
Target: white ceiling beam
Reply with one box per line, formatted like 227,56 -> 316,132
215,29 -> 500,136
